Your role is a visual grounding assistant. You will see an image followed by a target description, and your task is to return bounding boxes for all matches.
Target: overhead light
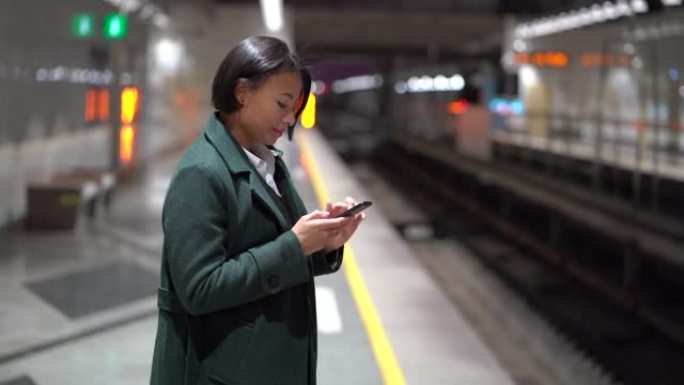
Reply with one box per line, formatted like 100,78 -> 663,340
449,74 -> 465,91
514,0 -> 650,39
99,0 -> 169,29
332,74 -> 382,94
591,5 -> 606,23
394,74 -> 465,94
419,76 -> 432,91
407,76 -> 420,92
120,0 -> 142,13
624,43 -> 635,54
155,39 -> 183,73
520,66 -> 538,86
36,69 -> 49,82
602,2 -> 618,20
394,81 -> 408,94
312,80 -> 326,95
153,14 -> 169,28
631,0 -> 648,13
513,39 -> 527,52
260,0 -> 283,32
140,4 -> 157,19
433,75 -> 449,90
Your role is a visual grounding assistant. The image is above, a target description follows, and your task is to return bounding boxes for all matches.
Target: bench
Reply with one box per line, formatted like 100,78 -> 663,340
25,169 -> 117,231
64,168 -> 116,208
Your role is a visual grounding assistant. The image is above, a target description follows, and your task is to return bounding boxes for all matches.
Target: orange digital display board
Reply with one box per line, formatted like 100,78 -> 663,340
515,52 -> 568,68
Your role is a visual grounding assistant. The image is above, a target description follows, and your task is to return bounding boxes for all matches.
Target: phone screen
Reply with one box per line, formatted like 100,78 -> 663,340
335,201 -> 372,218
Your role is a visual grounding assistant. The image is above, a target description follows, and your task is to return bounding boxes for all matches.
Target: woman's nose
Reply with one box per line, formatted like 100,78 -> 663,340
284,109 -> 296,126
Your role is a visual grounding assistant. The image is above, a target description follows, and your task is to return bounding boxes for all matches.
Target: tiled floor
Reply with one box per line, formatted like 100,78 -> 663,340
25,261 -> 158,320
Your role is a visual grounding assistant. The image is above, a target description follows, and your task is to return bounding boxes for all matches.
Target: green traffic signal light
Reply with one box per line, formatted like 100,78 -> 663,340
72,14 -> 94,38
104,13 -> 128,39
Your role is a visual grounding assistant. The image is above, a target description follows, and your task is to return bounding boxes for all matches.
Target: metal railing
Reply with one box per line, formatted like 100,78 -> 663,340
494,110 -> 684,212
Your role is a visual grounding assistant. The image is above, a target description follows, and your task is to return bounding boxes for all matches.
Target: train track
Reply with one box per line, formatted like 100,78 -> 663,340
370,142 -> 684,385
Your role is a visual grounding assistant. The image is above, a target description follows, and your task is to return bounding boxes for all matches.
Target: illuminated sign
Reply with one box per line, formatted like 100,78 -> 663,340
85,88 -> 111,122
98,89 -> 110,120
514,51 -> 632,68
36,67 -> 113,85
119,87 -> 140,165
104,13 -> 128,39
580,53 -> 631,67
301,93 -> 316,129
448,99 -> 469,115
72,14 -> 94,38
120,87 -> 139,124
120,125 -> 135,164
85,89 -> 97,122
515,52 -> 569,68
489,98 -> 524,115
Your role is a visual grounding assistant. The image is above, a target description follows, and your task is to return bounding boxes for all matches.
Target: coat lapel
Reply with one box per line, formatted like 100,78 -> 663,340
275,156 -> 308,217
203,113 -> 290,230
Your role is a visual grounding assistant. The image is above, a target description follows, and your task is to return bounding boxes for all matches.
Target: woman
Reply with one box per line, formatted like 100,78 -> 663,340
150,36 -> 364,385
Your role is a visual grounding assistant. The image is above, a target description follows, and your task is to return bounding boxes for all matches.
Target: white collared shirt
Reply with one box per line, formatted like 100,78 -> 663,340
242,144 -> 282,197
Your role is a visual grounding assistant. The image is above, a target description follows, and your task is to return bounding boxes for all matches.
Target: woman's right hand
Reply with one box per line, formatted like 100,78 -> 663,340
291,210 -> 351,256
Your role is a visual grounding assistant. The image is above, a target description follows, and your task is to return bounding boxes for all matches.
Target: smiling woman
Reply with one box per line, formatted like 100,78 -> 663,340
222,70 -> 303,147
211,36 -> 312,140
149,36 -> 366,385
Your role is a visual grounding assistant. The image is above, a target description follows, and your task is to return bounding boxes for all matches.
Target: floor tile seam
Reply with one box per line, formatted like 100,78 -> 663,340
0,307 -> 156,365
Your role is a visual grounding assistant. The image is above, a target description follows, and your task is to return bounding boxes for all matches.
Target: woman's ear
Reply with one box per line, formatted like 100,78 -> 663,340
234,78 -> 250,107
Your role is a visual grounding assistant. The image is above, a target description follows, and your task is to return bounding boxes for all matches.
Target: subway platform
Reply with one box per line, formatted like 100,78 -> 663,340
0,126 -> 514,385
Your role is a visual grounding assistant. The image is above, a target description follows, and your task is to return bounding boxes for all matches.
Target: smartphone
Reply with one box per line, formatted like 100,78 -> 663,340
334,200 -> 372,218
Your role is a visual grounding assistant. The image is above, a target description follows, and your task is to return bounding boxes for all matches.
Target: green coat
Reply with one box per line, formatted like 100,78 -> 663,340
150,113 -> 343,385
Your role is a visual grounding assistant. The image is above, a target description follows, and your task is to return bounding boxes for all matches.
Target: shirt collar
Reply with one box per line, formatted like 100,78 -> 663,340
242,143 -> 277,176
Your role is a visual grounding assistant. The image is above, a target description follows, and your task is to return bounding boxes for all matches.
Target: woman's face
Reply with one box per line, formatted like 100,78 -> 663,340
238,70 -> 302,147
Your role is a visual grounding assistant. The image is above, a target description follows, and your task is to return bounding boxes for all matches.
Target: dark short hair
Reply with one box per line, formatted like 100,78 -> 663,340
212,36 -> 312,139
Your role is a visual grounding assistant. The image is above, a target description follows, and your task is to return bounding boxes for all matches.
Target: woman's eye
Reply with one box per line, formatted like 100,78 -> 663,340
277,101 -> 287,109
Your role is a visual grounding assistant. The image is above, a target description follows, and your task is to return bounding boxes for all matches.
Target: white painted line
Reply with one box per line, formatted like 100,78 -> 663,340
315,286 -> 343,334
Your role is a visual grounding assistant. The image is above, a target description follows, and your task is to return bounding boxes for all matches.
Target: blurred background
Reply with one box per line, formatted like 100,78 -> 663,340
1,1 -> 683,384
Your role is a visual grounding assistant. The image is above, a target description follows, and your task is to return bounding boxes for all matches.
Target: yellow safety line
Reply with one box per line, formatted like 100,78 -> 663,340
296,131 -> 406,385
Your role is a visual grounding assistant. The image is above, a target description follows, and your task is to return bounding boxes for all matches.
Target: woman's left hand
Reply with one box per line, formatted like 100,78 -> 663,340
322,197 -> 365,253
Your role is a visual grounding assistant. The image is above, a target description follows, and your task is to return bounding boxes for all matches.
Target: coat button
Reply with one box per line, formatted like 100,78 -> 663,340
268,276 -> 280,289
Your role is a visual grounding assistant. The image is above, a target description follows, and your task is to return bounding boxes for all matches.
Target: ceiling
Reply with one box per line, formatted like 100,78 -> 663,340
215,0 -> 584,15
203,0 -> 591,70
